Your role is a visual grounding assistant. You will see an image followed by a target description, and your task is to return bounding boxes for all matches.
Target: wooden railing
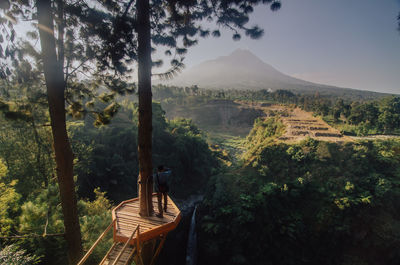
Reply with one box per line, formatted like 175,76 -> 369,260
77,219 -> 116,265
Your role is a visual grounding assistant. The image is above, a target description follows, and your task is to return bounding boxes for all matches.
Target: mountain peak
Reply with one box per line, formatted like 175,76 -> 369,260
165,49 -> 315,91
223,48 -> 262,62
210,48 -> 269,69
161,49 -> 383,98
230,48 -> 256,56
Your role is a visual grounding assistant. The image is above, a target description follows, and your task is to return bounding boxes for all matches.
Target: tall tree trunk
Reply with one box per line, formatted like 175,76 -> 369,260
37,0 -> 83,264
137,0 -> 153,217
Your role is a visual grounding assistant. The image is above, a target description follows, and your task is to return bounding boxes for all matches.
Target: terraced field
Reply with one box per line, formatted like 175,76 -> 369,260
234,102 -> 353,143
236,102 -> 399,143
277,108 -> 352,143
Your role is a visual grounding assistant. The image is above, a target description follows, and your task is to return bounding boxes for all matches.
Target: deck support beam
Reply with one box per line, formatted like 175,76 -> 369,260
150,234 -> 167,265
139,240 -> 156,265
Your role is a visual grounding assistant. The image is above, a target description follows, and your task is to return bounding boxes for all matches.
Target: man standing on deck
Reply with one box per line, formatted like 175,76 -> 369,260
154,165 -> 171,218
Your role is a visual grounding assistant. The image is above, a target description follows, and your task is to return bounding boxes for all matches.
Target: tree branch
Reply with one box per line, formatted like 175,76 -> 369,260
0,233 -> 65,239
123,0 -> 136,18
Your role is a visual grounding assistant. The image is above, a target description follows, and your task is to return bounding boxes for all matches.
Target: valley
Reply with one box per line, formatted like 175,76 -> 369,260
162,98 -> 353,150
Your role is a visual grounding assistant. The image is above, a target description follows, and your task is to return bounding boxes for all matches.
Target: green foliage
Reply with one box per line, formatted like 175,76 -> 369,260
19,184 -> 64,235
70,115 -> 139,202
165,118 -> 219,196
0,95 -> 54,198
198,138 -> 400,265
243,117 -> 285,162
79,188 -> 113,264
0,159 -> 21,236
0,244 -> 40,265
14,182 -> 68,263
208,134 -> 246,166
0,179 -> 113,265
71,102 -> 219,201
303,96 -> 400,136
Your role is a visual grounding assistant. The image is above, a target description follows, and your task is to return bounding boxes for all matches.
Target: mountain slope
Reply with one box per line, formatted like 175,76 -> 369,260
165,49 -> 391,99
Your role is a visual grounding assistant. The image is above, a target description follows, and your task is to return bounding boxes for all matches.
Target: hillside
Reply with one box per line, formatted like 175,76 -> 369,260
165,49 -> 393,100
161,99 -> 264,137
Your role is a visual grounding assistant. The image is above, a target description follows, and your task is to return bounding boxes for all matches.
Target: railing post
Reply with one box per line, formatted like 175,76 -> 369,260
149,234 -> 167,265
136,227 -> 144,265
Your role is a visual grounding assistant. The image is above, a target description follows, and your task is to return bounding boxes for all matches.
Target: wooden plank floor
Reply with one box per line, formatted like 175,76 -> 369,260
114,194 -> 180,240
100,243 -> 135,265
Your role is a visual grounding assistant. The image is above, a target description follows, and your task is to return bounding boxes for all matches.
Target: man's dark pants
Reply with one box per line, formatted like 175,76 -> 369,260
157,192 -> 168,215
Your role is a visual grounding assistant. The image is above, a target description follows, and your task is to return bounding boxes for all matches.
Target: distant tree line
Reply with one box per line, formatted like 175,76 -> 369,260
297,95 -> 400,136
152,85 -> 400,136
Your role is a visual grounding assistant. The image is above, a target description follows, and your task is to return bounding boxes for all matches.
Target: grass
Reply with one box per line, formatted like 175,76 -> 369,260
207,132 -> 247,166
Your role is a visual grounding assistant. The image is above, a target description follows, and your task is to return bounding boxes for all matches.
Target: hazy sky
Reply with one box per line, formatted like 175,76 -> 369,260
177,0 -> 400,94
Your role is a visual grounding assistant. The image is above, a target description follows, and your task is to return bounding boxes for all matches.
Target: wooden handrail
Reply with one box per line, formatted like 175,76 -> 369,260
77,219 -> 115,265
111,224 -> 140,265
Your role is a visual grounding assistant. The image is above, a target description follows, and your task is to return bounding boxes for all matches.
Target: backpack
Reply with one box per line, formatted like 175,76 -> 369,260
156,171 -> 170,193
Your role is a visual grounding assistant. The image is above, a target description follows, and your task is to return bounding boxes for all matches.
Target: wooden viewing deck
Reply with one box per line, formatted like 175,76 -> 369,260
78,194 -> 181,265
113,194 -> 181,243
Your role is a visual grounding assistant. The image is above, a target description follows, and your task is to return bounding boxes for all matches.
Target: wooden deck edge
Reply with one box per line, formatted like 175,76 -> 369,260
112,194 -> 182,245
115,211 -> 182,244
168,195 -> 180,213
112,194 -> 179,216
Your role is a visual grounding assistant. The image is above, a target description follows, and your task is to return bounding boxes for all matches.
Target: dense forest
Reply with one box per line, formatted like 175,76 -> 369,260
198,118 -> 400,265
0,96 -> 218,263
2,82 -> 400,265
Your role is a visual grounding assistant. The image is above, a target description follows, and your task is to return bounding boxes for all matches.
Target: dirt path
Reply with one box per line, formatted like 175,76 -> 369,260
350,135 -> 400,141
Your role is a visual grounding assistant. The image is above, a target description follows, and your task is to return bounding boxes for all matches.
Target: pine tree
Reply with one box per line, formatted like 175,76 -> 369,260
36,1 -> 83,262
0,1 -> 134,263
1,1 -> 282,262
98,0 -> 283,217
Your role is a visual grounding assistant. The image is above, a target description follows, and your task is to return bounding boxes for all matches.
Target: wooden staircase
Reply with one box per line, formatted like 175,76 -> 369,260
100,243 -> 136,265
